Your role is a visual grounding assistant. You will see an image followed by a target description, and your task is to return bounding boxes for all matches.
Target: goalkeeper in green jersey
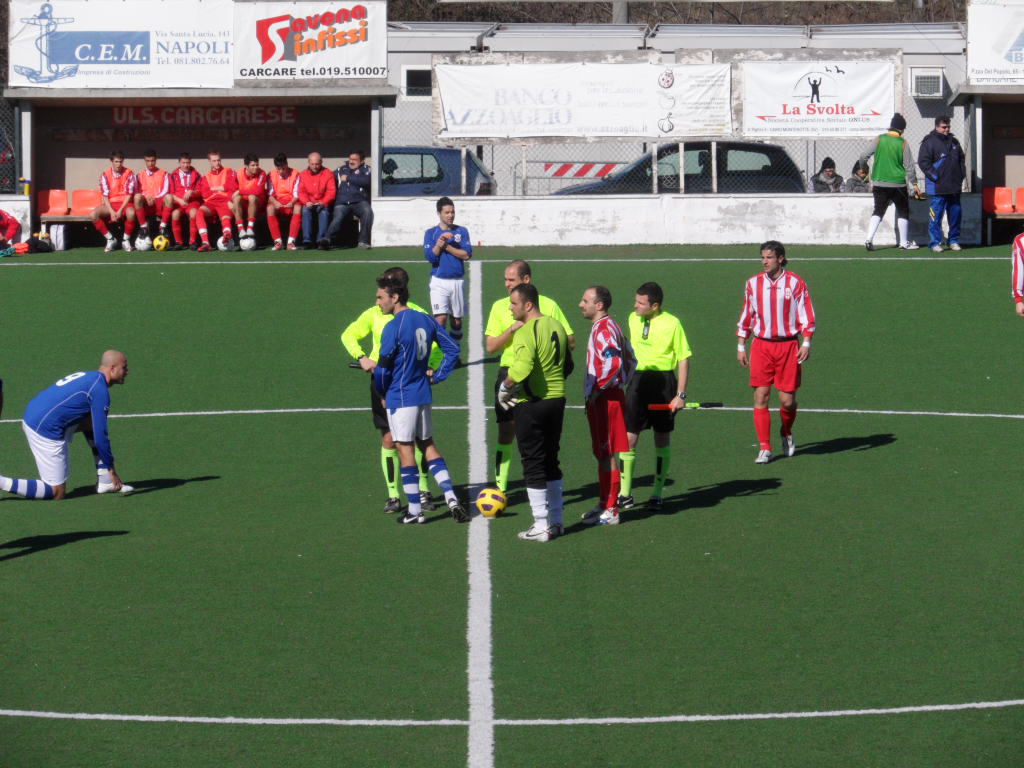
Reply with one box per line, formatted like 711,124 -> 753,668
497,282 -> 573,542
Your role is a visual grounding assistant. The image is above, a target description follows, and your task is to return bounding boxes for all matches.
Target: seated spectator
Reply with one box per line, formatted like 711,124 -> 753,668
326,150 -> 374,249
0,207 -> 21,249
843,161 -> 871,193
298,152 -> 336,250
809,157 -> 844,193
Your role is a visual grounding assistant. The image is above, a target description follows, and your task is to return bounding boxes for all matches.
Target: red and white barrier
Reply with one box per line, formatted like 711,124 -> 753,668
543,162 -> 621,179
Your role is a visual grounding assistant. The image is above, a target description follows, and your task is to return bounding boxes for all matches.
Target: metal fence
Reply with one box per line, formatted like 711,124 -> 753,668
380,108 -> 968,198
0,100 -> 16,194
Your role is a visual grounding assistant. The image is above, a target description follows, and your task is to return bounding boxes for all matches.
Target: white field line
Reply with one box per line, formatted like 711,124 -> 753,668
2,404 -> 1023,425
0,255 -> 1005,268
465,260 -> 495,768
2,699 -> 1021,727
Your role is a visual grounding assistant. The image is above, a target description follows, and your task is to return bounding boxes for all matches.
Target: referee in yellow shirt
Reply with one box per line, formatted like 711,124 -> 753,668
497,282 -> 572,543
621,281 -> 692,511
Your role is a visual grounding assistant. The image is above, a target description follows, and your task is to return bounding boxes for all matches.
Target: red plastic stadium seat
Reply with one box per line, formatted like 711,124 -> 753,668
37,188 -> 69,216
1016,188 -> 1024,213
69,188 -> 102,216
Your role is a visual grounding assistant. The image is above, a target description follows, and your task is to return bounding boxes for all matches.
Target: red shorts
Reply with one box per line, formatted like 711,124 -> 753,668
749,337 -> 802,392
586,388 -> 629,459
170,199 -> 202,215
99,202 -> 135,220
137,200 -> 164,219
236,191 -> 268,206
202,200 -> 233,221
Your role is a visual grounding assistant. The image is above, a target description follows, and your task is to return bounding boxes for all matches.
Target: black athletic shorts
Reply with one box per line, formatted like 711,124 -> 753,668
370,377 -> 389,433
871,186 -> 910,220
625,369 -> 678,433
514,397 -> 565,489
493,366 -> 515,423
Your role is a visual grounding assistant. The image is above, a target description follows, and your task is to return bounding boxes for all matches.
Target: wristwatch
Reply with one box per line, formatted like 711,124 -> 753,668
677,392 -> 686,399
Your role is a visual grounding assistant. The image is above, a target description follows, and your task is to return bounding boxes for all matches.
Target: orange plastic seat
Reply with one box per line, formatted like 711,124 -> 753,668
992,187 -> 1014,214
37,189 -> 69,216
69,188 -> 102,215
1016,188 -> 1024,213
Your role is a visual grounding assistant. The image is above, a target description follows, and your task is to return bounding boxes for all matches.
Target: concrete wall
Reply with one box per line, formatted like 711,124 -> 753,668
371,193 -> 982,247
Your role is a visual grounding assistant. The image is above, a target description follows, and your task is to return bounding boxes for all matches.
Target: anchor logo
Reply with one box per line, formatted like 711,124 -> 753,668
13,3 -> 79,83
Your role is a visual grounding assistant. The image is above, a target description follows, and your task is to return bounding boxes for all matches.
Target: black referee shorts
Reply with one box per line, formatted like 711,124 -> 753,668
514,397 -> 565,489
370,377 -> 389,433
625,369 -> 678,434
492,366 -> 515,424
871,186 -> 910,220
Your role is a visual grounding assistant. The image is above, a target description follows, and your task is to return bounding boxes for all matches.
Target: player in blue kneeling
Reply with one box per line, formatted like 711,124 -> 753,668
373,275 -> 467,523
0,350 -> 133,500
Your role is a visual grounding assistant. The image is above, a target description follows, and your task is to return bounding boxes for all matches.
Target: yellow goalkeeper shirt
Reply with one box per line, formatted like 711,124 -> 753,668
486,294 -> 573,367
508,315 -> 569,401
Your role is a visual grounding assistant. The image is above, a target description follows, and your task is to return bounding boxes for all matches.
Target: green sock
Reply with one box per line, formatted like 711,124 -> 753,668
495,442 -> 513,492
653,445 -> 672,497
619,450 -> 636,497
381,446 -> 400,499
415,446 -> 430,492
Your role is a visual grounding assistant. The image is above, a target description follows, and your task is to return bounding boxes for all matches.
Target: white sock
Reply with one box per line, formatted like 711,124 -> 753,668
526,486 -> 548,525
866,215 -> 882,242
897,217 -> 909,245
97,468 -> 112,484
546,478 -> 564,526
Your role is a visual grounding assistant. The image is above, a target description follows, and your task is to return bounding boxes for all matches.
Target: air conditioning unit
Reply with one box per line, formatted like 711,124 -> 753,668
911,68 -> 945,100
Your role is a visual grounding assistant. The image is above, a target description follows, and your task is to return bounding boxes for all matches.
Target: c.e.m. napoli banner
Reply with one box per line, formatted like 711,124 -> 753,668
8,0 -> 233,88
233,2 -> 386,80
742,61 -> 894,137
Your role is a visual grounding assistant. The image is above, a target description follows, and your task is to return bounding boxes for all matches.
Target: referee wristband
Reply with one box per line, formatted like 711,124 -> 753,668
737,344 -> 746,351
801,340 -> 811,348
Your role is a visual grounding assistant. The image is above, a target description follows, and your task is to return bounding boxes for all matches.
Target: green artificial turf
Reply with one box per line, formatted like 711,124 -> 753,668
1,244 -> 1021,767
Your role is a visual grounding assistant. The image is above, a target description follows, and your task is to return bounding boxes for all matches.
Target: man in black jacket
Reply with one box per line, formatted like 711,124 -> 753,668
326,150 -> 374,249
918,116 -> 966,252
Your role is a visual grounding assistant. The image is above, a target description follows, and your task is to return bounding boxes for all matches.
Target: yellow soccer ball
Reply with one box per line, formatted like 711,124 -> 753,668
475,487 -> 507,518
152,234 -> 170,251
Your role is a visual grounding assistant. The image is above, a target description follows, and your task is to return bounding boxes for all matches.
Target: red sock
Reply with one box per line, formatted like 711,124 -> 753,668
288,214 -> 301,240
780,407 -> 797,437
172,218 -> 184,244
94,218 -> 110,236
267,213 -> 281,241
607,468 -> 621,510
754,407 -> 771,450
124,219 -> 136,237
160,207 -> 172,227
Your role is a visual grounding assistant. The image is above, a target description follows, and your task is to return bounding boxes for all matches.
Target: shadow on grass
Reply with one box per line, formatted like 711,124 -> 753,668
0,530 -> 129,562
797,433 -> 896,455
63,475 -> 221,499
615,477 -> 783,523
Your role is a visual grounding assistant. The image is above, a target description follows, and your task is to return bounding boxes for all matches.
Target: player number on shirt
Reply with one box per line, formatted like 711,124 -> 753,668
416,328 -> 429,361
55,372 -> 87,387
550,332 -> 561,366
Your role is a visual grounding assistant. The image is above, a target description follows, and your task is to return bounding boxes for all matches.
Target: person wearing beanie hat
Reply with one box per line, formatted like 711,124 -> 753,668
858,113 -> 922,250
843,160 -> 871,193
809,156 -> 844,193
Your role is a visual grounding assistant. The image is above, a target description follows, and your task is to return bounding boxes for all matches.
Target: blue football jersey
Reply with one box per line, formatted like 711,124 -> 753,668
23,370 -> 115,466
423,224 -> 472,279
374,309 -> 460,410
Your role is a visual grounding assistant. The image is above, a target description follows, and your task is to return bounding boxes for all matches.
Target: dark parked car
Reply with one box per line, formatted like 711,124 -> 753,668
380,147 -> 496,197
554,141 -> 804,195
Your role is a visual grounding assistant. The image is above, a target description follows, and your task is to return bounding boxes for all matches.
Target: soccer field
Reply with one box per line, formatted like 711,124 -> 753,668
1,244 -> 1021,767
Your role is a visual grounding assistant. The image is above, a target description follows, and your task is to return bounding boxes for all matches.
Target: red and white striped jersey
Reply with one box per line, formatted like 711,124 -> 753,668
584,315 -> 636,397
168,168 -> 202,199
1011,232 -> 1024,302
99,167 -> 136,205
737,269 -> 816,340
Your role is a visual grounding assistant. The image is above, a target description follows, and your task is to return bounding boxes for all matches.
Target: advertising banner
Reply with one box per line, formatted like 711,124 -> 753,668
968,1 -> 1024,84
436,63 -> 732,139
8,0 -> 233,88
233,2 -> 387,80
742,61 -> 894,137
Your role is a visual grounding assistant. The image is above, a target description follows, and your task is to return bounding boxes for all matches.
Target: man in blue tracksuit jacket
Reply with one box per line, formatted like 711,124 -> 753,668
917,115 -> 966,252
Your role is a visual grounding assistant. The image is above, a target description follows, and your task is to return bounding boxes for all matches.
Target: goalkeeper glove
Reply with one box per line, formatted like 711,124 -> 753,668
497,381 -> 519,411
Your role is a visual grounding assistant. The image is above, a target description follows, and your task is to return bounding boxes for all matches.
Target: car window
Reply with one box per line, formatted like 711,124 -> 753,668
656,152 -> 679,177
381,153 -> 443,185
725,148 -> 773,172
